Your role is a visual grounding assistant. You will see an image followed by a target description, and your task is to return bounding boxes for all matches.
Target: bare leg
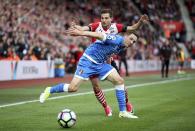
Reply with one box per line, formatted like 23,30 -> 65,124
90,76 -> 112,116
68,76 -> 84,92
39,76 -> 84,103
106,69 -> 138,118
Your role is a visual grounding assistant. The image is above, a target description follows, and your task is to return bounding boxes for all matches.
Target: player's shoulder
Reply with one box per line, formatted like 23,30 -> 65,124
110,22 -> 123,27
89,22 -> 101,31
89,22 -> 100,27
111,22 -> 125,32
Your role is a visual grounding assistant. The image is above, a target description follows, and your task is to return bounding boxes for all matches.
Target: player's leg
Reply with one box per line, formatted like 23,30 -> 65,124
124,87 -> 134,113
114,59 -> 133,113
109,58 -> 134,112
161,60 -> 165,78
123,59 -> 129,76
40,56 -> 90,103
111,60 -> 120,73
90,76 -> 112,116
165,60 -> 169,77
40,76 -> 84,103
105,69 -> 138,118
180,61 -> 185,74
119,60 -> 122,74
111,59 -> 133,113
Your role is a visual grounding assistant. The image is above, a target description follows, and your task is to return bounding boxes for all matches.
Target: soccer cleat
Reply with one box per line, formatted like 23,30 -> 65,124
119,111 -> 138,119
39,87 -> 51,103
104,105 -> 112,117
126,102 -> 134,114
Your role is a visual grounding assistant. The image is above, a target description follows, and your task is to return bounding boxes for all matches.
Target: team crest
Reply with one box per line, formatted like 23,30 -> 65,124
79,69 -> 84,75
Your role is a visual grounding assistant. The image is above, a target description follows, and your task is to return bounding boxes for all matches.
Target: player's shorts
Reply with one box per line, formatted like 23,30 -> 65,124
179,61 -> 184,67
75,56 -> 114,80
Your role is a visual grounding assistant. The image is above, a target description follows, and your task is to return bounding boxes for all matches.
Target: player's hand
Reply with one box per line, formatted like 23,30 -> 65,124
140,14 -> 149,24
70,21 -> 83,31
70,17 -> 77,27
64,27 -> 83,36
70,21 -> 76,28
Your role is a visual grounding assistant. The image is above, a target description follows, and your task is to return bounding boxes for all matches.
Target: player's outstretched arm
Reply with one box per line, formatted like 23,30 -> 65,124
65,27 -> 104,40
70,21 -> 90,31
126,14 -> 149,32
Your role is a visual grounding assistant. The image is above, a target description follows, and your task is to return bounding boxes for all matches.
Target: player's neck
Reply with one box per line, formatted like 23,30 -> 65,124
102,24 -> 111,30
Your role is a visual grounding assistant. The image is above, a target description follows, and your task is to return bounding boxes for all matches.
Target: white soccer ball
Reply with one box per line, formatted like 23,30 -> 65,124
57,109 -> 77,128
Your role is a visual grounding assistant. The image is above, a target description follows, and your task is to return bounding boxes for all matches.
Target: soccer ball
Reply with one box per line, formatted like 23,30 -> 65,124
57,109 -> 76,128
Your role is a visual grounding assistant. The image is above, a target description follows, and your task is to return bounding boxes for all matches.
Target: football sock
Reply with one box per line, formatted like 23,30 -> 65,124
125,88 -> 129,103
63,84 -> 69,92
115,84 -> 126,111
93,88 -> 107,108
50,83 -> 69,93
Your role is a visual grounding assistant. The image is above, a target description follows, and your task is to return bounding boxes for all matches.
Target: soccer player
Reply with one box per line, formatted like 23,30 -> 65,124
70,9 -> 149,116
159,40 -> 172,78
177,47 -> 185,74
40,27 -> 139,118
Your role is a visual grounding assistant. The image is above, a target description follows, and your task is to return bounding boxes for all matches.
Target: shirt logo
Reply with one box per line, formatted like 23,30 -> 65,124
107,35 -> 116,40
79,69 -> 84,75
99,29 -> 103,32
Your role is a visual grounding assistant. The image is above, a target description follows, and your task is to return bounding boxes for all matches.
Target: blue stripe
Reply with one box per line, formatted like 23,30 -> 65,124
116,90 -> 126,111
50,83 -> 65,93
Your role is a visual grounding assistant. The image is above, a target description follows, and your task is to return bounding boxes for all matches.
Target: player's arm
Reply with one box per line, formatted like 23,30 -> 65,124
65,27 -> 105,40
126,14 -> 149,32
70,21 -> 90,31
74,25 -> 90,31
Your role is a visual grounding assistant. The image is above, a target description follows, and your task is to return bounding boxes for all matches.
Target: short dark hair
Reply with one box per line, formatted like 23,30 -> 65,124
100,9 -> 113,17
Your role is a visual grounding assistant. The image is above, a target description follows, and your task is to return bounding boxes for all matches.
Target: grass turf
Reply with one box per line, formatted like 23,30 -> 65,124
0,73 -> 195,131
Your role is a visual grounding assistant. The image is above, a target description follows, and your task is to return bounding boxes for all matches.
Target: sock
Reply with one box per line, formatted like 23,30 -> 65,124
93,88 -> 107,108
124,87 -> 134,113
115,84 -> 126,111
63,84 -> 69,92
125,88 -> 129,103
50,83 -> 69,93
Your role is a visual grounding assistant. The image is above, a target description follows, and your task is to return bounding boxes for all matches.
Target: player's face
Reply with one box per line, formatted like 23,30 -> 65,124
125,34 -> 138,47
101,13 -> 112,27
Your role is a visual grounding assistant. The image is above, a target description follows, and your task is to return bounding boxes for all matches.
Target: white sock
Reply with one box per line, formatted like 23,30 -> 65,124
63,84 -> 70,92
115,84 -> 125,90
115,84 -> 126,111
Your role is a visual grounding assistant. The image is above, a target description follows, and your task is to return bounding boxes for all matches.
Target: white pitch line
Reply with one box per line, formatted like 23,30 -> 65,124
0,76 -> 194,108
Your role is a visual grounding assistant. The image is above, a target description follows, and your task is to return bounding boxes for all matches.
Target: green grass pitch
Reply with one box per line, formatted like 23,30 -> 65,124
0,73 -> 195,131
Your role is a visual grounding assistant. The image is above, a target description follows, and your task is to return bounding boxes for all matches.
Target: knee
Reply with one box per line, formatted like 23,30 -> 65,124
93,82 -> 101,90
92,82 -> 99,88
93,86 -> 101,92
115,78 -> 124,85
90,78 -> 101,90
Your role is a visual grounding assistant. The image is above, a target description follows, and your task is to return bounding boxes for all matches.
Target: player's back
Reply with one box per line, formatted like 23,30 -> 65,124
84,34 -> 124,64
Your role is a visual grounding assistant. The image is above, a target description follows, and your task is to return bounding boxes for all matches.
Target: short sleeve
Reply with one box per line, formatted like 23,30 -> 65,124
116,23 -> 127,32
88,22 -> 99,32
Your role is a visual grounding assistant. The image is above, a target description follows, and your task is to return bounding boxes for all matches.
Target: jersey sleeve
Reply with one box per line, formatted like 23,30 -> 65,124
88,22 -> 99,32
116,23 -> 127,33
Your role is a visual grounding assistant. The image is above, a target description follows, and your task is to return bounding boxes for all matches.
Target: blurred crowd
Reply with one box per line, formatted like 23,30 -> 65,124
0,0 -> 195,73
185,0 -> 195,29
